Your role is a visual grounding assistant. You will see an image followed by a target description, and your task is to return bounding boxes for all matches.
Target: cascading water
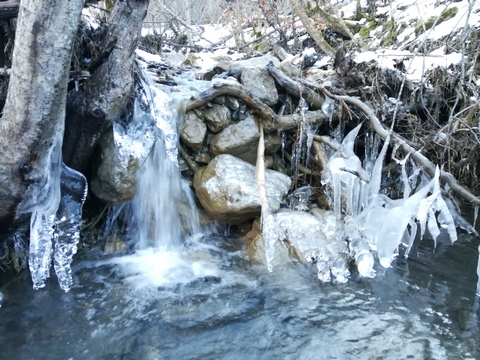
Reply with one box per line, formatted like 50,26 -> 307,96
122,85 -> 194,250
102,67 -> 214,289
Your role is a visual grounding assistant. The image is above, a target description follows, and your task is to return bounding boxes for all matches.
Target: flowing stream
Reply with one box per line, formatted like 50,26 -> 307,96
1,69 -> 480,359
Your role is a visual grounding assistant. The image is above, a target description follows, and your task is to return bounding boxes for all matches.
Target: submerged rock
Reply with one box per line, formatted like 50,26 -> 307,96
193,154 -> 291,224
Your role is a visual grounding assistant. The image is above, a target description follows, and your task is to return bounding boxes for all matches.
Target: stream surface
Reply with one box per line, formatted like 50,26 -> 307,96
1,225 -> 479,359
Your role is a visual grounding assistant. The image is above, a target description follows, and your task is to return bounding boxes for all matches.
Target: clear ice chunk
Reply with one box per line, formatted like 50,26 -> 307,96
344,216 -> 375,278
53,164 -> 88,292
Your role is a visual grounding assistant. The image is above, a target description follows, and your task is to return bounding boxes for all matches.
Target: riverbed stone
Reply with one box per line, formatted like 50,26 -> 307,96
193,154 -> 291,224
180,112 -> 207,152
203,104 -> 231,133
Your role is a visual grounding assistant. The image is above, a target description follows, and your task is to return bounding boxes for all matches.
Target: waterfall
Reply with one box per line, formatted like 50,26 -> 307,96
106,69 -> 200,250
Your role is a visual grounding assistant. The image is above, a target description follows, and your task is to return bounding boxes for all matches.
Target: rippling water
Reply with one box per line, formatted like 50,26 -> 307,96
1,223 -> 479,359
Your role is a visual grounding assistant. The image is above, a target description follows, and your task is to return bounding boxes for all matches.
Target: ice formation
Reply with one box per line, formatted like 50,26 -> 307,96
477,245 -> 480,297
28,164 -> 87,291
13,126 -> 87,291
320,123 -> 469,277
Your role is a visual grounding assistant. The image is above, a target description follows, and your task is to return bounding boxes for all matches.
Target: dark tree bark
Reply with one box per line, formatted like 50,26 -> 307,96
0,0 -> 84,227
63,0 -> 150,173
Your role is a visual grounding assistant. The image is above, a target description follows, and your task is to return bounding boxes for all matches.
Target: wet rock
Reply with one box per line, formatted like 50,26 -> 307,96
225,96 -> 239,110
212,95 -> 226,105
234,54 -> 280,69
243,219 -> 291,265
193,154 -> 291,224
280,59 -> 302,78
203,104 -> 231,133
180,112 -> 207,152
162,52 -> 186,67
103,235 -> 127,253
194,153 -> 212,165
91,124 -> 155,205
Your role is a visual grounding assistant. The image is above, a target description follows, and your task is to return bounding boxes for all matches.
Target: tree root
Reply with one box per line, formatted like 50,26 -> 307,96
185,79 -> 327,132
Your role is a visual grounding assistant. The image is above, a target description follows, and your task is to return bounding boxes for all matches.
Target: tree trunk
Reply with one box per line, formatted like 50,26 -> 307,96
63,0 -> 150,173
0,0 -> 84,227
289,0 -> 335,57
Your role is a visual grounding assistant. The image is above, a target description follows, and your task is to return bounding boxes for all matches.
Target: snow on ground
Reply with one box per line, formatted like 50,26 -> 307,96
138,0 -> 479,79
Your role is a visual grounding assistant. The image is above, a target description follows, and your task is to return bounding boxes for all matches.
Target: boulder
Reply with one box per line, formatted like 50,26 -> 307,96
193,154 -> 291,224
240,67 -> 278,106
243,219 -> 291,265
210,115 -> 283,164
180,112 -> 207,152
91,123 -> 155,205
225,55 -> 280,106
203,104 -> 231,133
210,115 -> 260,163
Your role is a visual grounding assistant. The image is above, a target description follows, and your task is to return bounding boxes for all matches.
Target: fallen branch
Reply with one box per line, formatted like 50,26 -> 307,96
239,29 -> 276,50
266,62 -> 325,110
0,0 -> 19,21
184,79 -> 328,132
179,145 -> 198,172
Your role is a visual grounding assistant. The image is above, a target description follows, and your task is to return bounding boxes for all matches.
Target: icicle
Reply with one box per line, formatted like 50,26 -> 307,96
433,196 -> 458,243
288,186 -> 312,211
376,172 -> 435,268
322,95 -> 335,127
474,206 -> 479,230
29,212 -> 55,290
427,207 -> 441,247
53,164 -> 88,292
344,216 -> 375,278
444,197 -> 479,236
477,245 -> 480,297
367,134 -> 390,202
404,220 -> 417,258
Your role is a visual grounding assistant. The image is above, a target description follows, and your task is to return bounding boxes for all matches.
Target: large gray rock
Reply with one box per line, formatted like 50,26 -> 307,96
193,154 -> 291,224
210,115 -> 282,164
203,104 -> 231,133
227,55 -> 280,106
210,115 -> 260,163
241,67 -> 278,106
180,112 -> 207,152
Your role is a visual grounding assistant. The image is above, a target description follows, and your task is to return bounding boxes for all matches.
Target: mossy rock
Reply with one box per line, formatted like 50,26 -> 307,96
415,7 -> 458,36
